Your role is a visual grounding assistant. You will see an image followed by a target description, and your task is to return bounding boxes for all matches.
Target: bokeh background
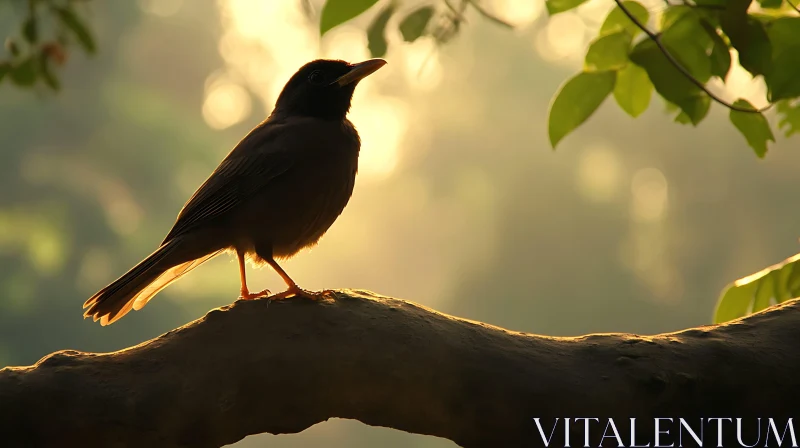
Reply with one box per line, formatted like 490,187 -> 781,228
1,0 -> 798,446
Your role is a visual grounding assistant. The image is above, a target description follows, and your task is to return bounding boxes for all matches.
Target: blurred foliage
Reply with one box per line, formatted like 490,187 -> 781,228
1,0 -> 95,91
317,0 -> 800,157
0,0 -> 226,369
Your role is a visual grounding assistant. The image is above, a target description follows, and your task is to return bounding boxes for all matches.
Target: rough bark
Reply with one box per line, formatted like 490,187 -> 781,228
1,289 -> 798,448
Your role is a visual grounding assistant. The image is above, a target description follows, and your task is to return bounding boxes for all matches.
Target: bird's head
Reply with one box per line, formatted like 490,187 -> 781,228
273,58 -> 387,120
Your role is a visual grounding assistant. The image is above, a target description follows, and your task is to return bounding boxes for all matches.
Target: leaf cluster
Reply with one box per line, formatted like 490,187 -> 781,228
546,0 -> 800,157
320,0 -> 511,57
1,0 -> 96,92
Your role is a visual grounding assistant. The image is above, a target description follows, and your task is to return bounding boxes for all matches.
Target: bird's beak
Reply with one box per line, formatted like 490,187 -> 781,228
334,59 -> 387,86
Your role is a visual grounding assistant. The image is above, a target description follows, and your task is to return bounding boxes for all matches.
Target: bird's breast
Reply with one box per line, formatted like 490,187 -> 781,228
242,140 -> 358,258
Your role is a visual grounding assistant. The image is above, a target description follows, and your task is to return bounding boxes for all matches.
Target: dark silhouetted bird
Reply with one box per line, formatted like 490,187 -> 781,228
84,58 -> 386,325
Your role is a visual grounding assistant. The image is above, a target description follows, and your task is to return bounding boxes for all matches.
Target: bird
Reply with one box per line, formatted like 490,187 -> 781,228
83,58 -> 387,326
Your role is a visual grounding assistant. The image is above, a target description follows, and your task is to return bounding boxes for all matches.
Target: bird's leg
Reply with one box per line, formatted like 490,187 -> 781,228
237,250 -> 270,300
266,257 -> 323,300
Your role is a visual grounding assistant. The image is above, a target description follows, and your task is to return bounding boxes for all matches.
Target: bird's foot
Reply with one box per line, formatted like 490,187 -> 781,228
268,285 -> 327,301
238,288 -> 271,300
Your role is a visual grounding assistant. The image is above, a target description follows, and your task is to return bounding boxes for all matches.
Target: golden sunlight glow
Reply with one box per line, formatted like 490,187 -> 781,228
219,0 -> 316,90
202,79 -> 252,129
214,0 -> 410,180
322,27 -> 369,63
576,144 -> 624,202
492,0 -> 544,28
631,167 -> 668,222
401,39 -> 443,92
708,49 -> 769,109
349,95 -> 409,181
577,0 -> 615,27
535,12 -> 587,66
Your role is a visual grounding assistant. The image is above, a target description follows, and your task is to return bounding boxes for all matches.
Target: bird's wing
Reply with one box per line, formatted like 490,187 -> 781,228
161,124 -> 295,244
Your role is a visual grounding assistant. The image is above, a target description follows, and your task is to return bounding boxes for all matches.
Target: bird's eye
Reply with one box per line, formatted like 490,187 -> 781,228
308,70 -> 326,85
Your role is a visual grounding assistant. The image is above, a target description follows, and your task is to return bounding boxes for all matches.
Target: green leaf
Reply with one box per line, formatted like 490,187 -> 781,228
729,99 -> 774,158
720,0 -> 772,77
399,6 -> 434,42
776,99 -> 800,137
714,281 -> 757,323
775,261 -> 796,303
766,17 -> 800,50
715,253 -> 800,323
584,32 -> 631,72
320,0 -> 380,36
752,270 -> 776,313
758,0 -> 783,8
674,109 -> 692,124
367,4 -> 394,57
789,262 -> 800,297
55,6 -> 96,54
700,20 -> 731,80
10,57 -> 38,86
763,17 -> 800,102
661,5 -> 692,30
600,1 -> 649,38
673,96 -> 710,125
614,62 -> 652,117
660,10 -> 712,83
39,52 -> 60,91
22,17 -> 38,44
629,39 -> 708,124
546,0 -> 589,15
548,71 -> 616,148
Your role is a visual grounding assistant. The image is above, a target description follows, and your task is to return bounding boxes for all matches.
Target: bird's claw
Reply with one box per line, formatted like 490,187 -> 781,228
268,286 -> 328,301
238,288 -> 271,300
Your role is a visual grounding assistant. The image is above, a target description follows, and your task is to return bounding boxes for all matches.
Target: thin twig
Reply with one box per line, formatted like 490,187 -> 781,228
614,0 -> 771,113
434,0 -> 468,42
443,0 -> 468,22
786,0 -> 800,13
420,0 -> 466,78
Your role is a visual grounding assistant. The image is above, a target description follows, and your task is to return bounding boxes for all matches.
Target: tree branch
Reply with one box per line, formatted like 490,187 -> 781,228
2,290 -> 800,447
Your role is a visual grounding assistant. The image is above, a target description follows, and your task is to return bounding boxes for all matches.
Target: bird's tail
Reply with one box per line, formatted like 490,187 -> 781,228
83,237 -> 221,326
